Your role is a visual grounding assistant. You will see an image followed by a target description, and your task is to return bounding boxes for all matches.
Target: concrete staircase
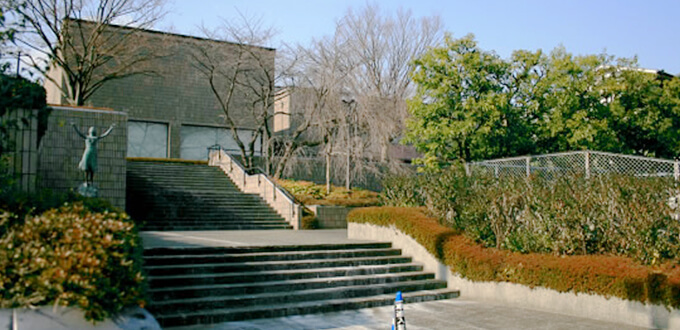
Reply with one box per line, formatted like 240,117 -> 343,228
126,160 -> 292,231
144,243 -> 460,327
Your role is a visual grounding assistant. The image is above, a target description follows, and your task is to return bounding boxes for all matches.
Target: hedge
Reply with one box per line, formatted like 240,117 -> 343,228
0,203 -> 146,321
348,207 -> 680,309
382,168 -> 680,265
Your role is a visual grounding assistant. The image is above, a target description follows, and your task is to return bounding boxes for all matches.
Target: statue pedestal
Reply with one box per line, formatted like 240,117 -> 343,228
77,183 -> 98,198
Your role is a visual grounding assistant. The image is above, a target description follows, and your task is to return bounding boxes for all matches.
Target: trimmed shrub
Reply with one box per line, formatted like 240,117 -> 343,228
0,203 -> 146,321
348,207 -> 680,309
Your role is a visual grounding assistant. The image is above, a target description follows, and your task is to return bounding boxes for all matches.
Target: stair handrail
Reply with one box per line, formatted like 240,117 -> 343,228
207,145 -> 302,229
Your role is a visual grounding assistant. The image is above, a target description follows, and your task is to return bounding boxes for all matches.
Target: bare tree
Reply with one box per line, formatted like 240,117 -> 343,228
271,5 -> 442,190
190,14 -> 278,170
270,33 -> 352,190
11,0 -> 167,105
337,4 -> 443,162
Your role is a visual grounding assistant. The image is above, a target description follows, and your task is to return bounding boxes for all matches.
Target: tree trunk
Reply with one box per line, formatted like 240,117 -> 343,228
326,152 -> 331,195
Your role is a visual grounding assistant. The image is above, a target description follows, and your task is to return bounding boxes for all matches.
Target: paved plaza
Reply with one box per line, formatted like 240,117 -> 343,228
170,297 -> 645,330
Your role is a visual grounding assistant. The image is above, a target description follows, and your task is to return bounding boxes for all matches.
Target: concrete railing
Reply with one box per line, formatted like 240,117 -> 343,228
208,146 -> 302,230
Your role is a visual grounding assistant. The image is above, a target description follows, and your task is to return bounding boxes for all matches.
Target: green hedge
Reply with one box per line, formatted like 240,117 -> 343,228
348,207 -> 680,309
0,203 -> 146,321
382,167 -> 680,265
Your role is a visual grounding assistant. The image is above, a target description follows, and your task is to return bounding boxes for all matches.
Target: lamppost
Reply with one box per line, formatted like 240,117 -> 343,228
342,99 -> 357,190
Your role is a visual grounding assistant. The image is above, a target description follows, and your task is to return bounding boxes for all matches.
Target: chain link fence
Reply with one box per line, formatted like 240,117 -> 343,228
468,150 -> 680,180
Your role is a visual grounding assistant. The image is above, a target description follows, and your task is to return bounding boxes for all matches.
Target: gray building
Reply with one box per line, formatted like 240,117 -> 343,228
46,20 -> 275,160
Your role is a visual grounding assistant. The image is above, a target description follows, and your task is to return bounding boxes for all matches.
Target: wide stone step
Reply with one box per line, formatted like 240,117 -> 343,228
148,279 -> 448,314
143,248 -> 403,266
143,220 -> 288,228
127,179 -> 238,186
144,255 -> 413,276
153,288 -> 459,327
141,224 -> 292,231
141,219 -> 286,225
145,207 -> 282,212
143,243 -> 394,256
147,263 -> 422,287
143,215 -> 284,222
150,271 -> 435,300
131,197 -> 266,204
140,218 -> 285,224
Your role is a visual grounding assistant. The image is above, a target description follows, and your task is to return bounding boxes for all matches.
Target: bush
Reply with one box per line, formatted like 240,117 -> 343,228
0,203 -> 146,321
301,214 -> 319,230
381,166 -> 680,265
348,207 -> 680,309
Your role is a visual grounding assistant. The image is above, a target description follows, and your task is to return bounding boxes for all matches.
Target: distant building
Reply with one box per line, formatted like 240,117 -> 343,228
45,20 -> 275,160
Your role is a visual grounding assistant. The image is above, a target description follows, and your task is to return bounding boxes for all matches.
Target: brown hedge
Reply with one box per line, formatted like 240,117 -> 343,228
348,206 -> 680,308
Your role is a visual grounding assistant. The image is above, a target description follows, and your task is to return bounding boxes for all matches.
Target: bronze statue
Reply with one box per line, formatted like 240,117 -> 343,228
72,123 -> 116,186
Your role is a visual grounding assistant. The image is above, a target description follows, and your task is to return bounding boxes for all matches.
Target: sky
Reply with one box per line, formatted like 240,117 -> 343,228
161,0 -> 680,75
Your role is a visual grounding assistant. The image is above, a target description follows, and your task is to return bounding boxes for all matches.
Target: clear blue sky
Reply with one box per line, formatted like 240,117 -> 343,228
162,0 -> 680,74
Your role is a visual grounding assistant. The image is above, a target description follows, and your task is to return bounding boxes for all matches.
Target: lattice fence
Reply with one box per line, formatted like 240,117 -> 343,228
468,150 -> 680,180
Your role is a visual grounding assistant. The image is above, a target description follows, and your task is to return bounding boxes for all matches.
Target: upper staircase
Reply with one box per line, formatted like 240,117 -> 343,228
126,160 -> 292,231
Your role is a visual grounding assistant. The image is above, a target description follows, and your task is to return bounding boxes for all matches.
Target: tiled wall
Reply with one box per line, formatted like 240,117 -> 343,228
37,106 -> 128,209
80,28 -> 275,158
308,205 -> 351,229
2,108 -> 39,192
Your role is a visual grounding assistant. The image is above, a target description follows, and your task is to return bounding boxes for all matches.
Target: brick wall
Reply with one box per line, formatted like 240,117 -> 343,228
37,106 -> 128,209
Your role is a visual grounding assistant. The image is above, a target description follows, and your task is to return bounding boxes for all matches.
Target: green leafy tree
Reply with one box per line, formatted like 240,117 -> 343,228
532,48 -> 620,153
404,34 -> 510,167
406,34 -> 680,170
608,68 -> 680,158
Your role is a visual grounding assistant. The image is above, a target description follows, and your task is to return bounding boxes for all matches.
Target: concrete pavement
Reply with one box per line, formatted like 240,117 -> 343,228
170,298 -> 646,330
140,229 -> 370,248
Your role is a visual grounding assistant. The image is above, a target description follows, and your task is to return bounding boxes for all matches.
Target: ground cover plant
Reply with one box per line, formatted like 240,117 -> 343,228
382,165 -> 680,265
276,179 -> 380,208
348,207 -> 680,309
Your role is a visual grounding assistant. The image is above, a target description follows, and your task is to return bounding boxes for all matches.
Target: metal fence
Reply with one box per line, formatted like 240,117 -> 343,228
467,150 -> 680,180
